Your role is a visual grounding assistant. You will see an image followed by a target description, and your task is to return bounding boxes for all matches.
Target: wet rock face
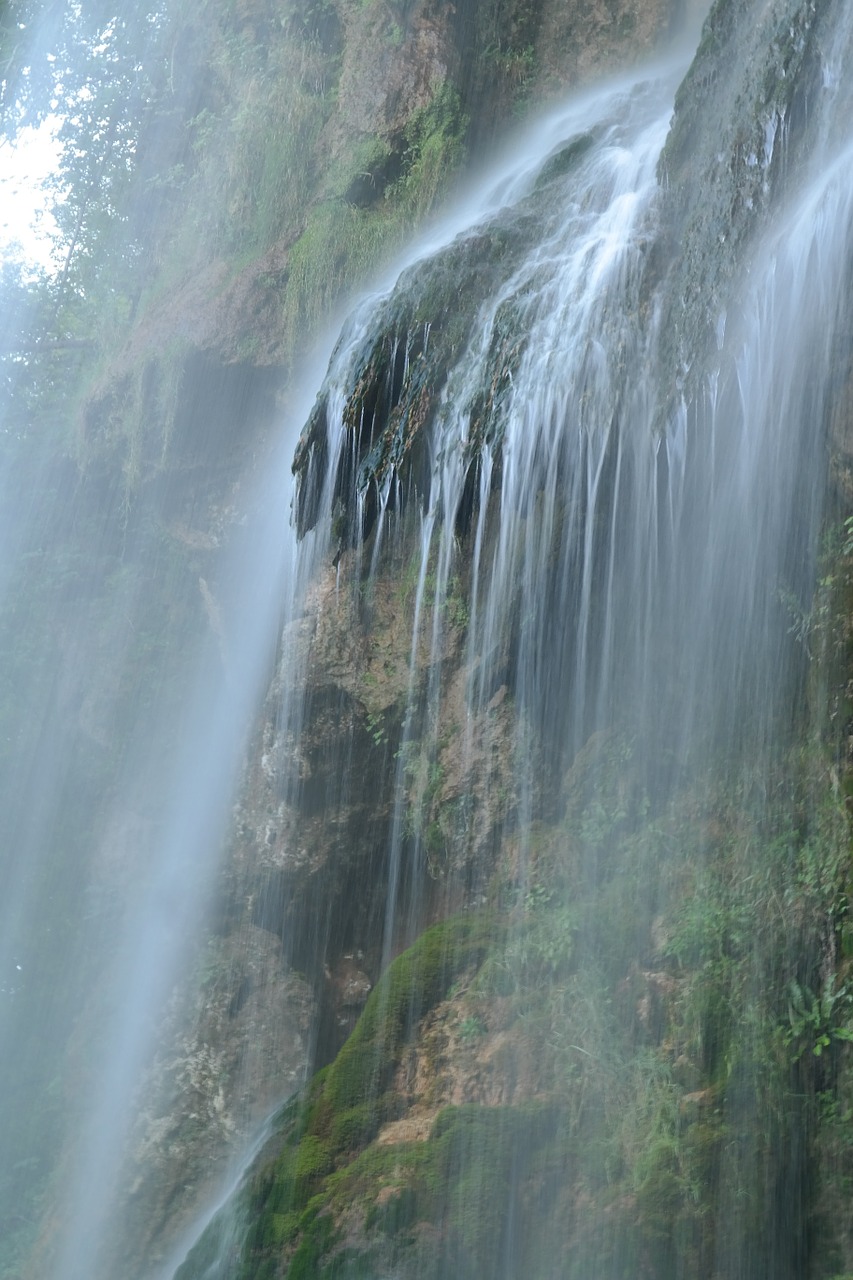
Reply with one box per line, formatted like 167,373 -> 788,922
98,926 -> 315,1280
81,0 -> 689,496
232,533 -> 519,971
326,952 -> 374,1041
291,230 -> 516,542
297,0 -> 853,566
334,0 -> 458,140
291,169 -> 578,545
84,2 -> 705,1268
534,0 -> 684,90
163,4 -> 853,1277
656,0 -> 832,404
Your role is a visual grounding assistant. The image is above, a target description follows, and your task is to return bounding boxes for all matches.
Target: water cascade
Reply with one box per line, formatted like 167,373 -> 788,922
5,0 -> 853,1277
172,2 -> 853,1274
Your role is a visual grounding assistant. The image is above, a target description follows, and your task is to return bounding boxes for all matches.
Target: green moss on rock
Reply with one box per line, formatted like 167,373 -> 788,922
177,914 -> 501,1279
323,913 -> 500,1116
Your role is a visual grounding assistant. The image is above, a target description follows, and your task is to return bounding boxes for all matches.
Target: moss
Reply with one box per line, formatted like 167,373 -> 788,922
324,913 -> 500,1115
327,1103 -> 376,1153
335,138 -> 399,207
279,1102 -> 568,1280
366,1183 -> 419,1237
392,82 -> 469,219
286,1211 -> 337,1280
180,733 -> 853,1280
330,1103 -> 565,1278
533,131 -> 595,190
293,1134 -> 335,1202
179,914 -> 502,1279
272,83 -> 468,365
282,202 -> 399,355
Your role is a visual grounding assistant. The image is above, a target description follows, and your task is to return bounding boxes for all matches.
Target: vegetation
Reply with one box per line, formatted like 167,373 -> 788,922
5,1 -> 853,1278
174,585 -> 853,1278
0,6 -> 556,1269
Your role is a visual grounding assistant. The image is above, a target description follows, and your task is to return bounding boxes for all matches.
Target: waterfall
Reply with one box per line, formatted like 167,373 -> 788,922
172,2 -> 853,1275
5,1 -> 853,1277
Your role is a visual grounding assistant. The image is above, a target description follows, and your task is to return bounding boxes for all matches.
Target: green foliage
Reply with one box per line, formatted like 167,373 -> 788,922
172,24 -> 335,265
178,915 -> 501,1279
282,201 -> 398,354
365,707 -> 390,748
443,574 -> 469,631
325,914 -> 498,1113
177,729 -> 853,1280
9,7 -> 853,1277
401,743 -> 446,847
492,885 -> 578,990
319,1103 -> 564,1279
485,42 -> 536,104
392,83 -> 468,218
786,975 -> 853,1060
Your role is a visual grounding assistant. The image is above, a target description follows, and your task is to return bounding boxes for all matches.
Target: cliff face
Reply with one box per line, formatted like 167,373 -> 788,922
78,0 -> 689,506
13,0 -> 853,1277
40,3 -> 699,1275
167,1 -> 853,1277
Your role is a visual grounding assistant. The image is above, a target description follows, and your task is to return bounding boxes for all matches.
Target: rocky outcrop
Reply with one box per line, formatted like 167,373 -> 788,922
68,1 -> 853,1274
163,2 -> 853,1277
112,927 -> 314,1278
657,0 -> 831,407
79,0 -> 689,496
333,0 -> 459,141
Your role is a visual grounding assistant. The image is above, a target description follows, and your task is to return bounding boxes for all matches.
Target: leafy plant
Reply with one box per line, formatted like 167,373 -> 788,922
786,976 -> 853,1060
365,707 -> 390,748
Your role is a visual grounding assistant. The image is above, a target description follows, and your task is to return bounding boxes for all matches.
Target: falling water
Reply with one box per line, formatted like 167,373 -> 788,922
5,0 -> 853,1277
175,3 -> 853,1276
291,35 -> 840,949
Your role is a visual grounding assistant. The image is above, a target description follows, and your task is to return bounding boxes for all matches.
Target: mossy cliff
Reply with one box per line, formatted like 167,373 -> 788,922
11,0 -> 853,1277
180,748 -> 853,1279
73,0 -> 685,505
165,1 -> 853,1277
656,0 -> 832,412
8,5 -> 699,1276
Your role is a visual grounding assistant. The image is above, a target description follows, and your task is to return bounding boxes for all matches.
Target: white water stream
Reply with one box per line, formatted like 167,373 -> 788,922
4,2 -> 853,1276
